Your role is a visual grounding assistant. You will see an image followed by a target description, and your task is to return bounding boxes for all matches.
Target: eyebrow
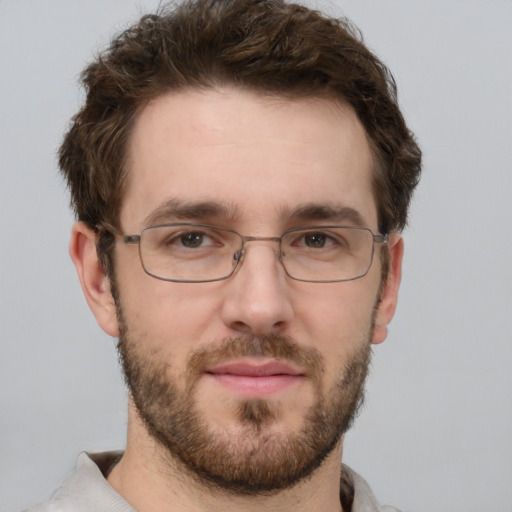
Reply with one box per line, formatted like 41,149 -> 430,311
143,198 -> 241,227
285,203 -> 367,227
142,198 -> 368,230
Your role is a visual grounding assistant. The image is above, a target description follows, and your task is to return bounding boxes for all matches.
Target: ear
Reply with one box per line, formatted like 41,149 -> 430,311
69,222 -> 120,337
372,233 -> 403,345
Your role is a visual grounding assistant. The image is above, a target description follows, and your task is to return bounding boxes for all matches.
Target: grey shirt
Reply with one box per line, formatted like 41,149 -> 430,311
24,452 -> 402,512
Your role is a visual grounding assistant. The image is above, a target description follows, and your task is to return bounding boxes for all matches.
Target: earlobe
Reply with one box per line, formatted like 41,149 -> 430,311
69,222 -> 120,337
372,234 -> 403,345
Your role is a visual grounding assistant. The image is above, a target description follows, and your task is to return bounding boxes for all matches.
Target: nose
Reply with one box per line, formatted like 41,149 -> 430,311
220,241 -> 294,335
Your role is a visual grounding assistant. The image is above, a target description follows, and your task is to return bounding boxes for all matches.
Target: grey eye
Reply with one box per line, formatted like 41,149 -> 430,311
303,233 -> 328,248
180,232 -> 205,248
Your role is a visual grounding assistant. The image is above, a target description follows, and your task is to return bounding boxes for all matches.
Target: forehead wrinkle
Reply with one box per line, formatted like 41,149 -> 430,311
142,198 -> 241,227
282,202 -> 368,227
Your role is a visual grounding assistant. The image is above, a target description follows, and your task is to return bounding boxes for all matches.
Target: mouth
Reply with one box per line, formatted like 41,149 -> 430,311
204,358 -> 306,397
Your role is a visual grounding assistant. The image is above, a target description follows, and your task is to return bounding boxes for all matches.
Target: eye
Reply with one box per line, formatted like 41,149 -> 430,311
160,229 -> 219,250
287,229 -> 351,252
302,232 -> 332,249
144,225 -> 231,256
179,231 -> 209,248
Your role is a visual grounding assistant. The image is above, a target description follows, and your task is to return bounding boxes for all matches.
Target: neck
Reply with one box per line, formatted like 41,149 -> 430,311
107,404 -> 345,512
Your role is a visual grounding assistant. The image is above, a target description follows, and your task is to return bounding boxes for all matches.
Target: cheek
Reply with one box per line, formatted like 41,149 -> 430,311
116,264 -> 226,360
292,280 -> 379,356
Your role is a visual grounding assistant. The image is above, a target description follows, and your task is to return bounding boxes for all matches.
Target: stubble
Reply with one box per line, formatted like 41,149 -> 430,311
116,317 -> 372,495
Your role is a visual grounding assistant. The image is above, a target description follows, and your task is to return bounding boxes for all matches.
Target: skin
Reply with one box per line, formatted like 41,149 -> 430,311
70,88 -> 403,512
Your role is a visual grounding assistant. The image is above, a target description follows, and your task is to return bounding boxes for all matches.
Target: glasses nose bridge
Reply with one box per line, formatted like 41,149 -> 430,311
242,234 -> 282,244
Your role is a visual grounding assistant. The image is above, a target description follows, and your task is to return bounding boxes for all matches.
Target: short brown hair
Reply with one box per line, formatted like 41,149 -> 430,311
59,0 -> 421,268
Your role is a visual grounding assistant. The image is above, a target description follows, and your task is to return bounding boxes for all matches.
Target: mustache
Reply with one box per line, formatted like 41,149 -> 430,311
186,334 -> 324,385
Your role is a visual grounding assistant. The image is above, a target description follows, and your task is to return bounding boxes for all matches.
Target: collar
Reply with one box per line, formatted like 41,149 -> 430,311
41,451 -> 399,512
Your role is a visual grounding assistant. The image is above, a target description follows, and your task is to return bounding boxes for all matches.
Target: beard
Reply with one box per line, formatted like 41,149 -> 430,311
116,310 -> 372,495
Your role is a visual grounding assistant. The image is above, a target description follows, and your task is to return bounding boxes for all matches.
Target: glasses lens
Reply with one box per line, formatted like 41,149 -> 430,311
136,224 -> 377,283
139,224 -> 241,282
281,227 -> 374,282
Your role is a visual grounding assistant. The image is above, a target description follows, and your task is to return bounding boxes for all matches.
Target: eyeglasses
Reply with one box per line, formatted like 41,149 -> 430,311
111,223 -> 388,283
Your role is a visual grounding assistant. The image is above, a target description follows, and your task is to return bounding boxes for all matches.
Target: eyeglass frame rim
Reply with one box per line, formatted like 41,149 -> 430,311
100,222 -> 389,284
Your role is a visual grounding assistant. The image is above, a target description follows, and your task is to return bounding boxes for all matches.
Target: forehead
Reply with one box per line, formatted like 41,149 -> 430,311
122,88 -> 376,231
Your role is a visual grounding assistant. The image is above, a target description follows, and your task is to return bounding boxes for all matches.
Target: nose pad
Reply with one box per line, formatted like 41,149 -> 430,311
233,249 -> 244,263
231,248 -> 245,275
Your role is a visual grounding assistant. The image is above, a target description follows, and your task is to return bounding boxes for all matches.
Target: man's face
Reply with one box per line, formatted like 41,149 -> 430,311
109,88 -> 395,492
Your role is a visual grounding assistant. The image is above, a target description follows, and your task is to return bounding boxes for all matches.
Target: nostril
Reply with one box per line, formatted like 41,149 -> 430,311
231,320 -> 252,333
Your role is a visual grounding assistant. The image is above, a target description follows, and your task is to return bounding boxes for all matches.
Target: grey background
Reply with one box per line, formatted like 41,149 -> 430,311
1,1 -> 511,511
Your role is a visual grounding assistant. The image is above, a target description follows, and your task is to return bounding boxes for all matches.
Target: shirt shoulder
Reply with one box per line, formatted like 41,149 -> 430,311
343,464 -> 404,512
22,452 -> 133,512
22,504 -> 56,512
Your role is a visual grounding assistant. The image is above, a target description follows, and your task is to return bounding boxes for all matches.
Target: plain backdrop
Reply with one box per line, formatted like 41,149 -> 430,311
1,1 -> 511,511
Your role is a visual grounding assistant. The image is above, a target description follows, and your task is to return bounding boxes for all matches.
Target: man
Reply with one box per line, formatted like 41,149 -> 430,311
27,0 -> 421,510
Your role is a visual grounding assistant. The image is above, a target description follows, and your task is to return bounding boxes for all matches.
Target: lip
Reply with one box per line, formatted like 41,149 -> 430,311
204,358 -> 305,397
